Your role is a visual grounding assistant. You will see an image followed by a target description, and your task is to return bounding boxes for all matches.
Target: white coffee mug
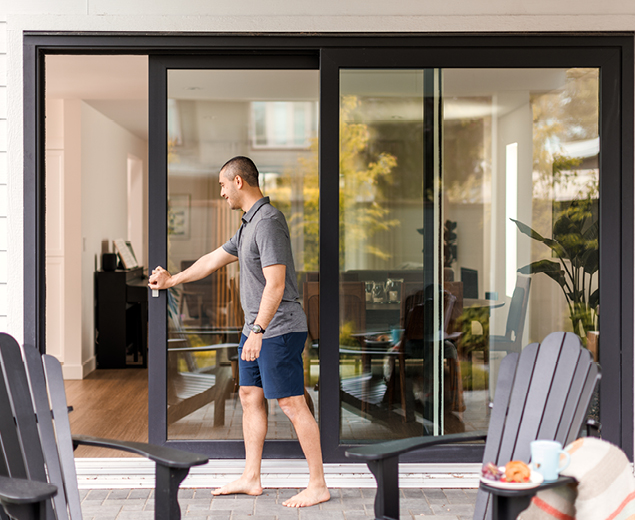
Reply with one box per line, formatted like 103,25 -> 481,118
530,440 -> 571,482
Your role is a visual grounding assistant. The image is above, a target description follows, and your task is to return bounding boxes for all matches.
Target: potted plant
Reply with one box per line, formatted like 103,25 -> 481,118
512,198 -> 598,346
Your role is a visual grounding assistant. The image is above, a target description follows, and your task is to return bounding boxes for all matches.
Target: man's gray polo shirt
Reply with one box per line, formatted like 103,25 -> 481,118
222,197 -> 307,339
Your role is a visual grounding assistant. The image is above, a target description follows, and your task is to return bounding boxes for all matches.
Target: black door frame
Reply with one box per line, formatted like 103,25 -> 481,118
23,32 -> 634,463
148,53 -> 320,458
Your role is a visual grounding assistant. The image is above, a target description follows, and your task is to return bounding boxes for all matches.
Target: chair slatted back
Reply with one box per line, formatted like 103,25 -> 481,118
540,334 -> 598,447
340,282 -> 366,333
0,351 -> 29,481
0,349 -> 22,520
473,332 -> 600,520
22,345 -> 75,520
42,355 -> 84,519
0,334 -> 57,519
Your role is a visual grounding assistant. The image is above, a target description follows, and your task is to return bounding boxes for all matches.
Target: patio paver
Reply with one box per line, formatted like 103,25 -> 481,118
80,488 -> 477,520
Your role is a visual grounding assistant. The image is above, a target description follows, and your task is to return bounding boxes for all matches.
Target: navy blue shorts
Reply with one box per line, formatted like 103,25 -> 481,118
238,331 -> 307,399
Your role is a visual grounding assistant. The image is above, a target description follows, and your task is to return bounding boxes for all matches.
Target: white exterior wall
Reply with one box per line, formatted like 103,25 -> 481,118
0,13 -> 7,333
6,5 -> 635,334
1,0 -> 634,448
4,3 -> 634,341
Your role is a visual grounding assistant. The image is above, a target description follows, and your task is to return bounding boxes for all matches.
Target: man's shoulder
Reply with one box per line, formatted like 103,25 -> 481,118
254,203 -> 287,225
259,201 -> 283,217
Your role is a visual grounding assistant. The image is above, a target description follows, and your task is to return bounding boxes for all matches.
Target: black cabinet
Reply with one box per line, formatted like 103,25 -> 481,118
94,267 -> 148,368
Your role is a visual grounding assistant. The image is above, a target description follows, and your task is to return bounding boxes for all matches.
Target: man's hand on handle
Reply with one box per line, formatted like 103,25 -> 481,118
148,266 -> 173,290
147,248 -> 238,293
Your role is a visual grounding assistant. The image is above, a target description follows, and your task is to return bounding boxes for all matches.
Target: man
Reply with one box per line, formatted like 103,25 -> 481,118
149,156 -> 330,508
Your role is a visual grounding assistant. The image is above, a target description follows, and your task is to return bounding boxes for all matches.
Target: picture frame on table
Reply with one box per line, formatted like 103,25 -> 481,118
113,239 -> 139,269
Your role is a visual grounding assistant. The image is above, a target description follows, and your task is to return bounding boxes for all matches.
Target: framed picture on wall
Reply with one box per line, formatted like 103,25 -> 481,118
168,194 -> 190,239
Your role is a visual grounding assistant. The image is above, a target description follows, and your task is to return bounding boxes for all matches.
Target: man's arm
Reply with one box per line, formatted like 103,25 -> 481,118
240,264 -> 286,361
253,264 -> 286,331
148,246 -> 237,290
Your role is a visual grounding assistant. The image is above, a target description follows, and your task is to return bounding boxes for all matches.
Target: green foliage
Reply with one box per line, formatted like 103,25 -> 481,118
339,320 -> 361,347
456,307 -> 490,357
338,96 -> 400,267
443,220 -> 458,268
460,360 -> 489,391
513,198 -> 599,344
284,95 -> 401,271
531,68 -> 599,199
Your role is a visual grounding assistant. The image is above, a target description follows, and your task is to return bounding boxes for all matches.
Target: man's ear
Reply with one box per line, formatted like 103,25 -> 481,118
234,175 -> 244,189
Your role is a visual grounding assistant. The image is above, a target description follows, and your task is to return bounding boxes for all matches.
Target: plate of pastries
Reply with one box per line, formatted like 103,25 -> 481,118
480,460 -> 544,490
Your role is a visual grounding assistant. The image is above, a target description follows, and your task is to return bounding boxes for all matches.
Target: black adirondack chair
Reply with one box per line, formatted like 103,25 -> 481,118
0,333 -> 209,520
345,331 -> 601,520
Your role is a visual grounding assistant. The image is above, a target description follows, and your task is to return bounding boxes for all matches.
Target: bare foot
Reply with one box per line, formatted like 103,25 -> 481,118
282,485 -> 330,508
212,476 -> 263,496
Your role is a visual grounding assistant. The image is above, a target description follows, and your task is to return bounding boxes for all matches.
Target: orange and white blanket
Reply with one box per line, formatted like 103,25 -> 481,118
519,437 -> 635,520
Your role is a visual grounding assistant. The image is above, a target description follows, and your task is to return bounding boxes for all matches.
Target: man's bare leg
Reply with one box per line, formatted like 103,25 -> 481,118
212,386 -> 267,496
278,395 -> 330,507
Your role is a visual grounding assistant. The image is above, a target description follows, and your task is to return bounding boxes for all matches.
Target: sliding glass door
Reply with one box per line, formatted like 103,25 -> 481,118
146,39 -> 625,463
164,68 -> 320,443
336,68 -> 445,441
149,55 -> 320,458
316,49 -> 605,462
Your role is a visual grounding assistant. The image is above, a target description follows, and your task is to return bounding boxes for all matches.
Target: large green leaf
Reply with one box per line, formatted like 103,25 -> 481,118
581,248 -> 599,275
511,219 -> 546,242
552,214 -> 578,239
512,219 -> 569,259
589,288 -> 599,309
542,238 -> 568,259
583,220 -> 599,241
553,215 -> 587,261
518,260 -> 566,288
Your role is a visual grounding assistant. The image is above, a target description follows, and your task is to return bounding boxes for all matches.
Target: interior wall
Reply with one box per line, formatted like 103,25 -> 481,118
63,99 -> 85,377
490,95 -> 533,339
44,99 -> 65,361
452,203 -> 486,295
44,98 -> 83,375
80,101 -> 148,376
7,2 -> 632,347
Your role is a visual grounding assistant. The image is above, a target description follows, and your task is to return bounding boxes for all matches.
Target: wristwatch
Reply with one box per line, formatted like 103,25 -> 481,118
250,324 -> 266,334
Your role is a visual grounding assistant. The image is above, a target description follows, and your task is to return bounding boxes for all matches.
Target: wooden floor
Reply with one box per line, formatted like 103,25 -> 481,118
65,368 -> 489,458
64,369 -> 148,458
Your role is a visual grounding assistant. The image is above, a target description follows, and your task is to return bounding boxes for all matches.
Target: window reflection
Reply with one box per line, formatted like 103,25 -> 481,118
166,69 -> 320,440
338,68 -> 599,443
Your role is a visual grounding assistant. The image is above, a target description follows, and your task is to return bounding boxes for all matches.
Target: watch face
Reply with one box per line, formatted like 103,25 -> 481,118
251,324 -> 263,333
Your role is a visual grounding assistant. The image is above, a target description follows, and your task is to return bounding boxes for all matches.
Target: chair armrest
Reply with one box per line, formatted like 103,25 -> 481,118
480,475 -> 576,498
167,342 -> 239,353
0,475 -> 57,505
347,432 -> 487,520
72,435 -> 208,469
489,336 -> 513,348
345,431 -> 487,461
479,476 -> 577,520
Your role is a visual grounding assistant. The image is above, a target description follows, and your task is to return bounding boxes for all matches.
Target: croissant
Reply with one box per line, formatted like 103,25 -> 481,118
504,460 -> 531,483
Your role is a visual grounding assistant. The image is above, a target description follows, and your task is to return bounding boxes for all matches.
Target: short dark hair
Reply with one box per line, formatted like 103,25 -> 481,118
220,156 -> 259,187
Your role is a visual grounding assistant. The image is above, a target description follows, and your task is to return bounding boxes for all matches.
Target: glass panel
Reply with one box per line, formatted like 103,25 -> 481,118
443,68 -> 600,429
166,69 -> 319,440
338,67 -> 600,445
338,70 -> 444,442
